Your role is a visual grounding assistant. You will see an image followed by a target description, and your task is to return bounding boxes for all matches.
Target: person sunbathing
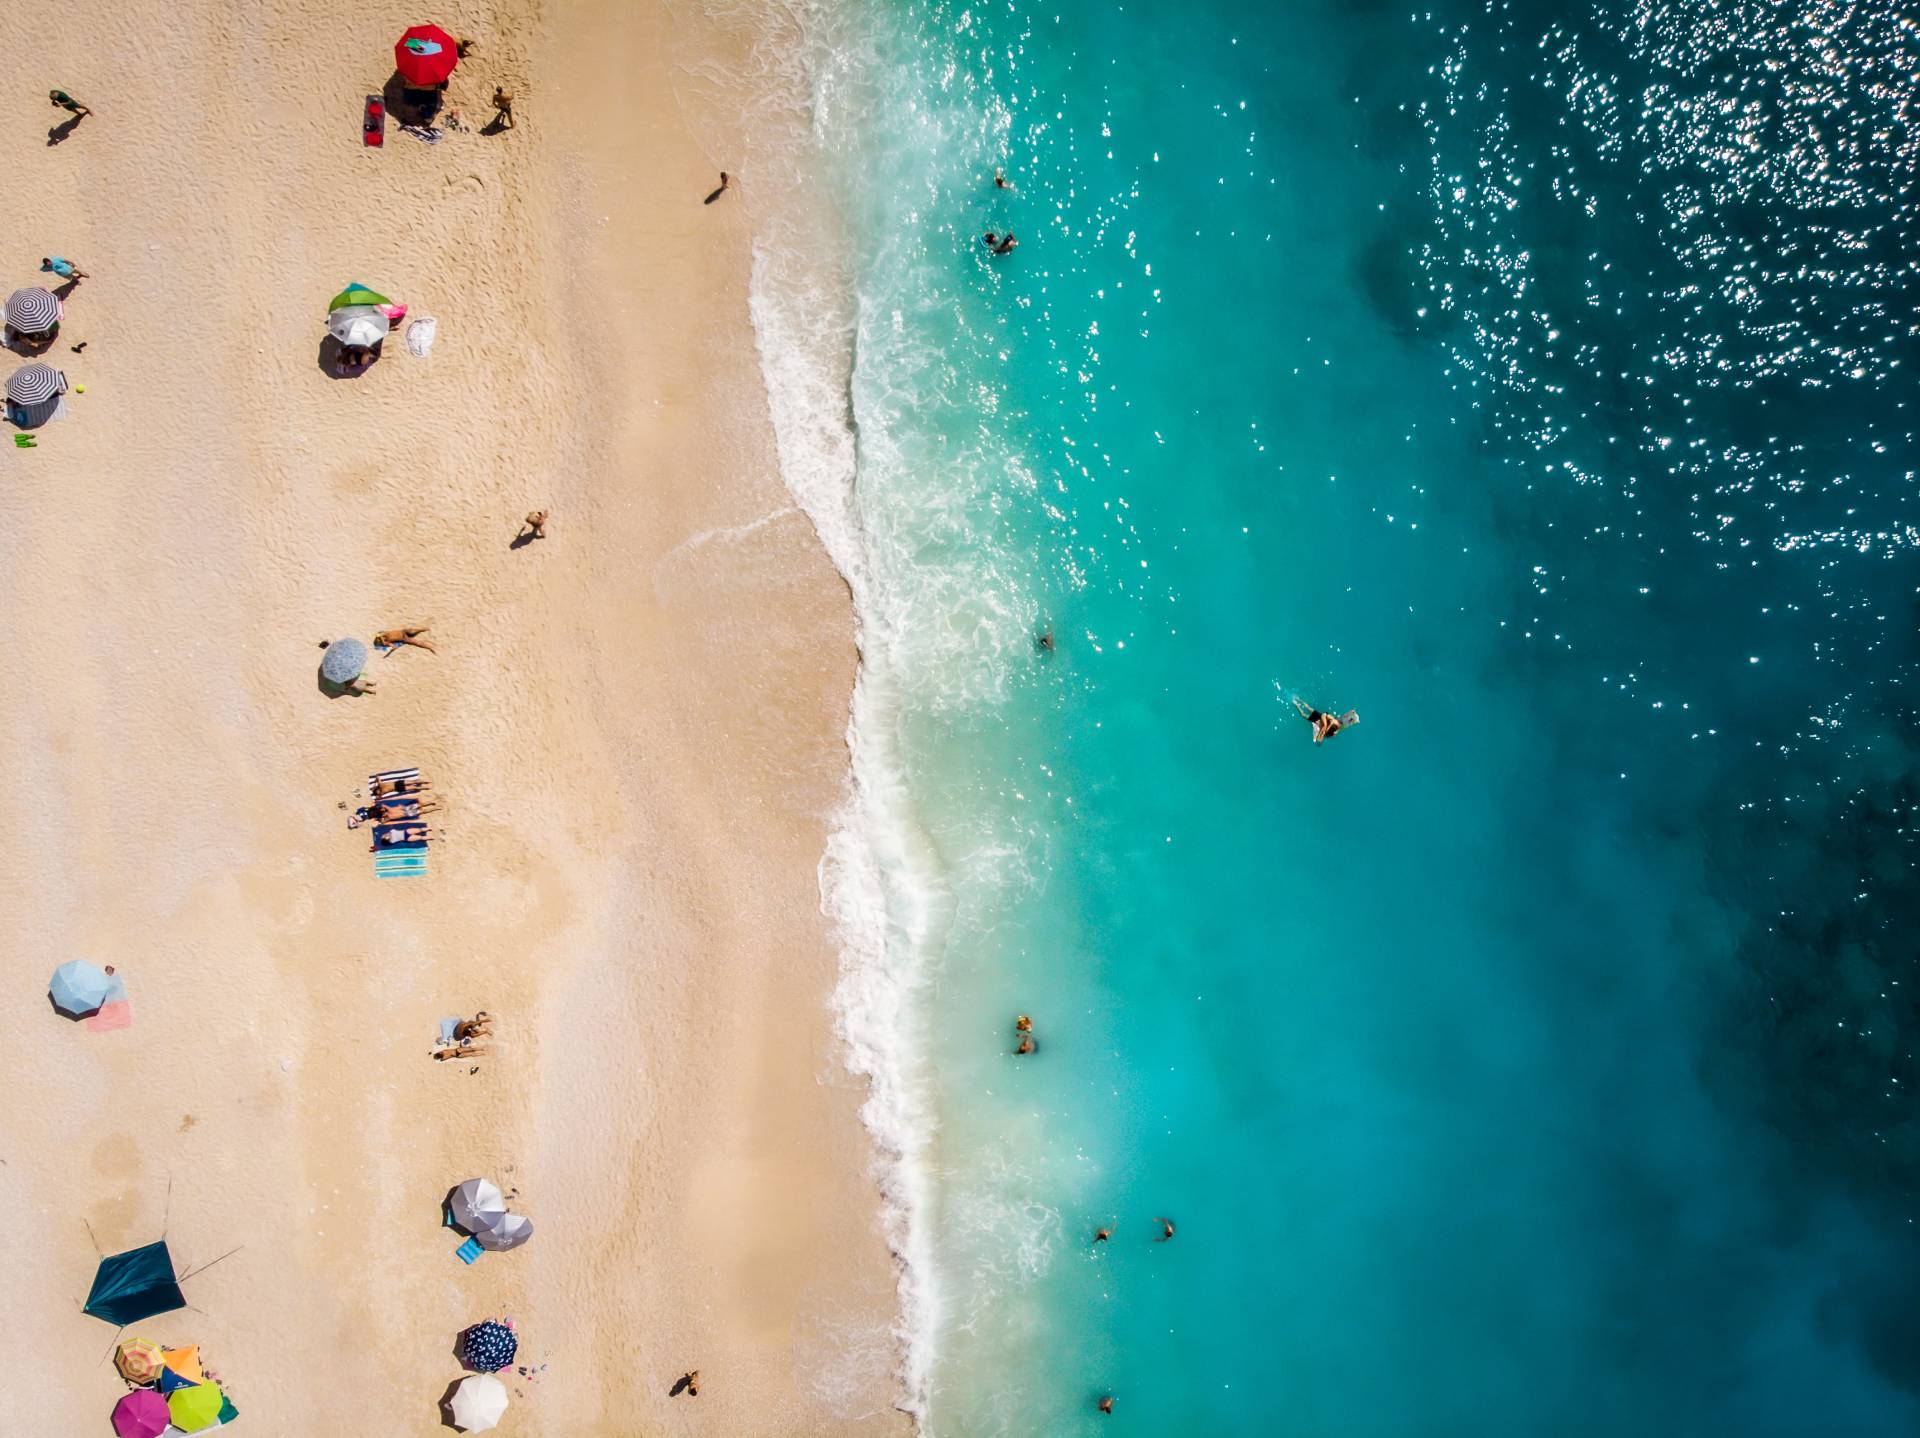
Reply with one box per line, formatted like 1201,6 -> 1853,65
375,624 -> 436,653
433,1044 -> 488,1061
372,777 -> 430,797
455,1011 -> 492,1041
368,798 -> 439,822
376,825 -> 432,846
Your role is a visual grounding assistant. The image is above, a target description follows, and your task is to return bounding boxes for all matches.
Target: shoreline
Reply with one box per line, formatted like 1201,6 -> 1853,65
1,0 -> 904,1433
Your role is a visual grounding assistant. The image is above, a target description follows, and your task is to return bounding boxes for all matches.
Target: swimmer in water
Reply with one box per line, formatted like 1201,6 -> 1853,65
1093,1225 -> 1112,1244
1154,1216 -> 1175,1241
1293,695 -> 1359,744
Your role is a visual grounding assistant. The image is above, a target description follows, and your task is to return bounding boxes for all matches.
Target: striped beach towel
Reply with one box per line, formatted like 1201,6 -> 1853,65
374,845 -> 427,879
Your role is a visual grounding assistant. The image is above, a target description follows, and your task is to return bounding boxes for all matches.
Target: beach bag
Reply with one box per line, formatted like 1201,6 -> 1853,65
406,316 -> 438,357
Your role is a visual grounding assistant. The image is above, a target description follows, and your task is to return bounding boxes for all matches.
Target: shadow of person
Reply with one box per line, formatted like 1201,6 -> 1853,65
480,114 -> 509,137
47,115 -> 82,146
667,1374 -> 693,1398
508,530 -> 538,551
51,279 -> 79,301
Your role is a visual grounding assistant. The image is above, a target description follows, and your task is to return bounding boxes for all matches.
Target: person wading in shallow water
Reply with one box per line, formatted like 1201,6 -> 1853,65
1098,1396 -> 1115,1415
1293,695 -> 1359,744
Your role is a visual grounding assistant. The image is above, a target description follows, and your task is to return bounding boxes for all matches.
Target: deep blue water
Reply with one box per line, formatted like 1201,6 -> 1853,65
790,0 -> 1920,1431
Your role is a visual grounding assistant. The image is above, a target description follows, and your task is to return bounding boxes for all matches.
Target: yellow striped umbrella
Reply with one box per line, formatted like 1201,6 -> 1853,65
115,1336 -> 166,1384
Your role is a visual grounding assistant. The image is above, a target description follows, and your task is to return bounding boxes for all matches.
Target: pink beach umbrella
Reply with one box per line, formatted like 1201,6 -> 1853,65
112,1389 -> 170,1438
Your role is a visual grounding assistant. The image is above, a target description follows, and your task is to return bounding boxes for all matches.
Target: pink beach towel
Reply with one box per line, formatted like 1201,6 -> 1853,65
86,999 -> 133,1032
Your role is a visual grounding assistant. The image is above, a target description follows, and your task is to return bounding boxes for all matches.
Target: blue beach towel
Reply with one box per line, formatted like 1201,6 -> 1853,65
455,1236 -> 484,1264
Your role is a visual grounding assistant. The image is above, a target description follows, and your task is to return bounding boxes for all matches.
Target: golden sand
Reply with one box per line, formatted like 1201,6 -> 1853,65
0,1 -> 901,1432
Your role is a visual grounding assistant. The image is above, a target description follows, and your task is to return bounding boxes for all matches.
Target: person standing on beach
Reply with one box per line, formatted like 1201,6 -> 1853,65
42,256 -> 89,284
519,509 -> 549,542
49,89 -> 91,117
1292,695 -> 1358,744
491,87 -> 515,130
704,172 -> 733,204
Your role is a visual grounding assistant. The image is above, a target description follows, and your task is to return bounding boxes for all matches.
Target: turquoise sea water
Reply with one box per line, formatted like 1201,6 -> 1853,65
757,1 -> 1920,1432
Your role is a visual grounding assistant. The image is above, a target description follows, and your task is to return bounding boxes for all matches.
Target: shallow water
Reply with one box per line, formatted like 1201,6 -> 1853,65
758,0 -> 1920,1431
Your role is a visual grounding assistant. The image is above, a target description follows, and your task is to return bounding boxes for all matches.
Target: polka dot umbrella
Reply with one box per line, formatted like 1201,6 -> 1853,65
460,1319 -> 517,1373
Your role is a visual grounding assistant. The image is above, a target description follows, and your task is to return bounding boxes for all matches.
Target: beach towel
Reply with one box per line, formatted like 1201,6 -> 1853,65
375,850 -> 427,879
370,766 -> 420,784
373,824 -> 429,846
456,1236 -> 484,1264
86,999 -> 133,1032
406,316 -> 438,357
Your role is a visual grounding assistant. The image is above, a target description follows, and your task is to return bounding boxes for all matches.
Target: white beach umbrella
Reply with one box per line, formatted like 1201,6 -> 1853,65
327,305 -> 390,348
448,1178 -> 508,1234
473,1212 -> 533,1252
449,1374 -> 508,1432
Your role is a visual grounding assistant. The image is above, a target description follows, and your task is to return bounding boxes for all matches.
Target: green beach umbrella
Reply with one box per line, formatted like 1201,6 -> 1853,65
328,283 -> 390,313
166,1382 -> 224,1433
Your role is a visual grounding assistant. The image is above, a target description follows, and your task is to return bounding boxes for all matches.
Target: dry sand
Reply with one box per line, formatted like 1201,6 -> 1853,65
0,1 -> 902,1433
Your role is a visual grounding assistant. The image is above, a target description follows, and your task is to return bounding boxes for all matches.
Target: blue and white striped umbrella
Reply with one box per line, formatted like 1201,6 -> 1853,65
7,362 -> 63,405
460,1320 -> 518,1373
5,287 -> 59,333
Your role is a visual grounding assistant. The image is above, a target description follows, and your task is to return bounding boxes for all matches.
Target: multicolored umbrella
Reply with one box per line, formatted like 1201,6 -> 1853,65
328,283 -> 390,313
394,24 -> 460,87
114,1336 -> 166,1385
166,1382 -> 224,1434
460,1319 -> 517,1372
5,287 -> 59,332
111,1389 -> 170,1438
7,362 -> 64,406
320,637 -> 369,685
328,305 -> 390,348
50,959 -> 111,1017
449,1373 -> 508,1432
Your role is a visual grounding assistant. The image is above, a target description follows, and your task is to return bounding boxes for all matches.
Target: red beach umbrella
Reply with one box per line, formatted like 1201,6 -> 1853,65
394,24 -> 459,86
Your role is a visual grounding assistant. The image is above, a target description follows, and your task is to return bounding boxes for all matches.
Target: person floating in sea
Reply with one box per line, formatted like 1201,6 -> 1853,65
1293,695 -> 1358,744
519,509 -> 550,542
49,89 -> 91,118
1016,1033 -> 1036,1055
982,231 -> 1019,255
1098,1396 -> 1115,1415
1154,1216 -> 1175,1241
375,623 -> 436,654
1093,1225 -> 1112,1244
1036,628 -> 1054,654
704,172 -> 732,205
994,170 -> 1013,191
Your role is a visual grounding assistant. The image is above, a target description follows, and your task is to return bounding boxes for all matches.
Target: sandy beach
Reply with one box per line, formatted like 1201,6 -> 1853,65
0,1 -> 901,1433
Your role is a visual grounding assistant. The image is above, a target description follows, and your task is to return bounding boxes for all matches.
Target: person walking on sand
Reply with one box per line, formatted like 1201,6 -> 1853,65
48,90 -> 91,117
374,624 -> 436,653
519,509 -> 549,542
704,171 -> 733,205
490,87 -> 515,129
1154,1216 -> 1175,1241
1292,695 -> 1358,744
41,256 -> 89,284
674,1370 -> 701,1397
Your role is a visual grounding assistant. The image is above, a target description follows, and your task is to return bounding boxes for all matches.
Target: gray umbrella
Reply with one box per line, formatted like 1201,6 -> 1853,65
448,1178 -> 508,1234
5,287 -> 59,333
474,1213 -> 533,1252
319,637 -> 369,684
7,362 -> 64,405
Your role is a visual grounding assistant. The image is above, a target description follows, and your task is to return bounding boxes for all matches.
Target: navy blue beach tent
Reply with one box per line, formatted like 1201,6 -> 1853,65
84,1241 -> 186,1325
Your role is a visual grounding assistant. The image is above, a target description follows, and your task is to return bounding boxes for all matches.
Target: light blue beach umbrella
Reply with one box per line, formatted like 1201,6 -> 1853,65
50,959 -> 112,1018
320,637 -> 369,685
